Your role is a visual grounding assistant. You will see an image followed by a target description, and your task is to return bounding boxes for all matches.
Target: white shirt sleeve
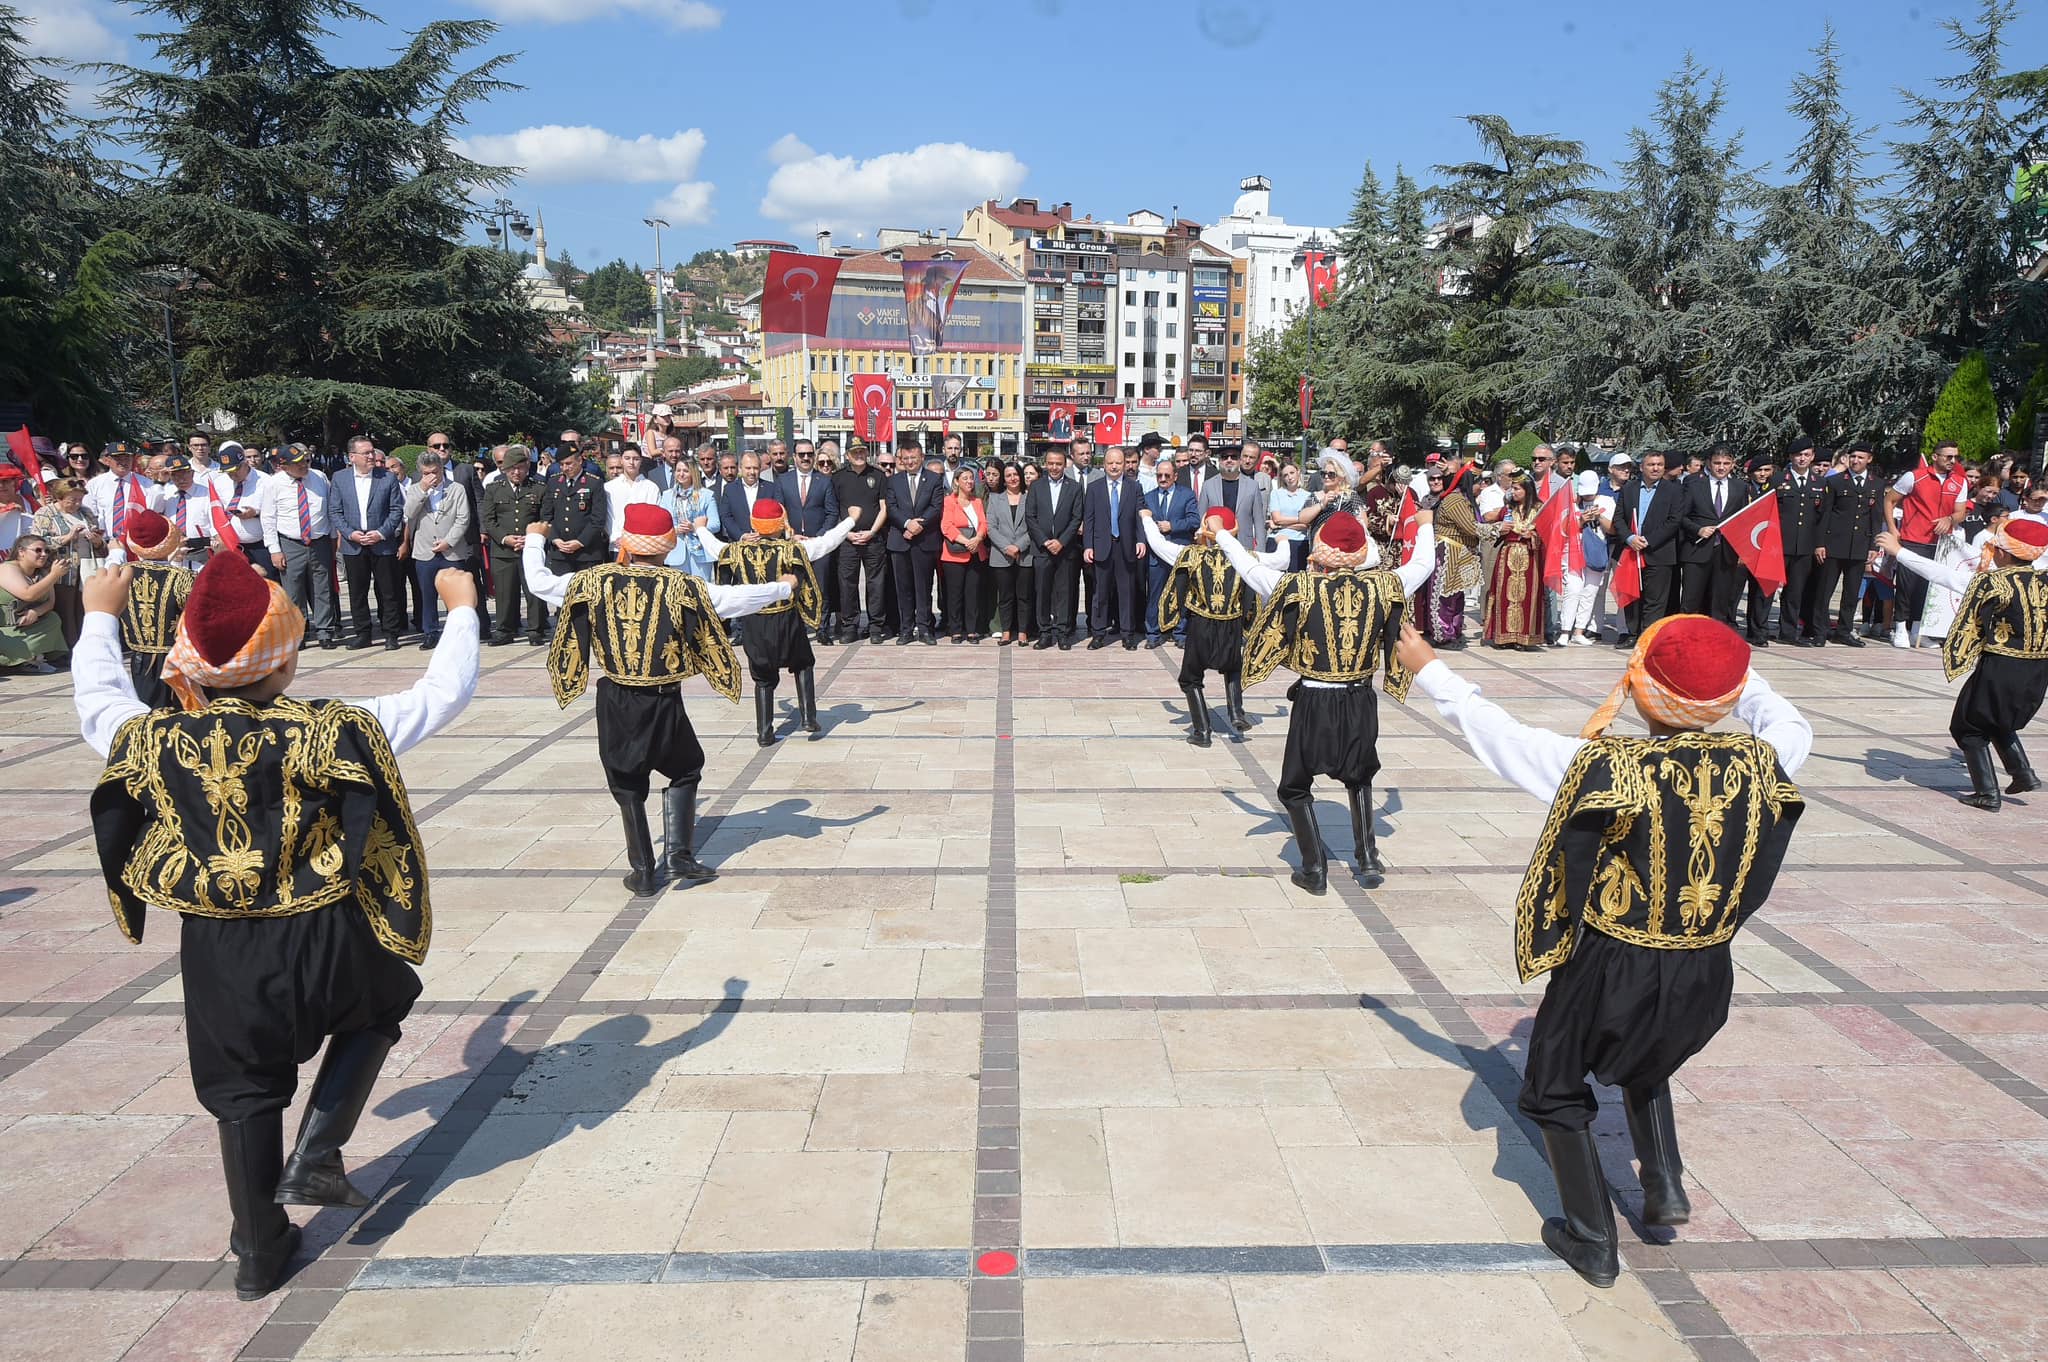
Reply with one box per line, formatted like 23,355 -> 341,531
1394,524 -> 1436,597
350,606 -> 480,755
74,613 -> 150,758
1891,471 -> 1917,497
1414,659 -> 1588,803
1732,670 -> 1812,778
707,581 -> 794,619
1140,514 -> 1186,565
521,532 -> 570,608
260,478 -> 283,557
1890,545 -> 1977,597
694,525 -> 727,563
800,514 -> 855,561
1214,526 -> 1283,599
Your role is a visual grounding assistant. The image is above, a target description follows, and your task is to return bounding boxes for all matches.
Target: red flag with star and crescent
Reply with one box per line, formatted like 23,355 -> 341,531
5,427 -> 43,509
851,374 -> 895,445
762,250 -> 843,337
1720,493 -> 1787,596
1395,488 -> 1422,566
1304,251 -> 1338,309
1093,403 -> 1124,449
1610,545 -> 1643,610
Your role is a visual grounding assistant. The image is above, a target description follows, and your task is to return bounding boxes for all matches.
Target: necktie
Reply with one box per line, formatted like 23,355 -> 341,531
909,474 -> 919,502
1110,480 -> 1120,536
297,481 -> 312,540
174,492 -> 187,534
229,477 -> 246,513
800,474 -> 809,503
112,476 -> 129,539
1713,481 -> 1724,515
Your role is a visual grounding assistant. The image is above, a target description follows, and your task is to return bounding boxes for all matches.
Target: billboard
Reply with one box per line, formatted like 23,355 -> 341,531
1046,402 -> 1076,443
902,259 -> 970,354
767,284 -> 1023,355
1192,285 -> 1228,325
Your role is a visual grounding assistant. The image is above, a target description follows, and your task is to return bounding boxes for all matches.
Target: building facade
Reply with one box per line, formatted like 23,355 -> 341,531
1200,176 -> 1340,414
1187,239 -> 1232,439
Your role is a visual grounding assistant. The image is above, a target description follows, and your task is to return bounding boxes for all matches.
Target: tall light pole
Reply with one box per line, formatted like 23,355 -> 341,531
1292,232 -> 1330,467
483,198 -> 532,255
644,216 -> 669,350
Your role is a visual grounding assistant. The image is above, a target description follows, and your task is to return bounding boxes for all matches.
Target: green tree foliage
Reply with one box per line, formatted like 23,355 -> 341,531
103,0 -> 589,450
1922,351 -> 2001,459
0,4 -> 141,442
651,354 -> 720,395
1243,313 -> 1313,445
580,258 -> 653,329
2005,360 -> 2048,451
1497,429 -> 1542,468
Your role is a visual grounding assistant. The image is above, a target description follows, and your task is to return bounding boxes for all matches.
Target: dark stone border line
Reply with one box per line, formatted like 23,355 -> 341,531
226,647 -> 863,1361
967,641 -> 1023,1362
0,958 -> 179,1083
1170,649 -> 1757,1362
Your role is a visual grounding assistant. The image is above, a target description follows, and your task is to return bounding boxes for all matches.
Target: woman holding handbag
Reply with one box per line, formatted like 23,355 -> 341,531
939,467 -> 989,644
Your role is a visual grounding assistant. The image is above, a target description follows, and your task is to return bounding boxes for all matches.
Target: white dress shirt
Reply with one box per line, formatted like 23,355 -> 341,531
83,471 -> 155,540
521,535 -> 794,617
73,606 -> 481,757
604,474 -> 662,540
261,470 -> 333,556
1412,660 -> 1812,803
350,470 -> 379,528
219,469 -> 271,544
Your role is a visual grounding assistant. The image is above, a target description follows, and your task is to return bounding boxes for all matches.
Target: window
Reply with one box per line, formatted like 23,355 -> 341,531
1165,352 -> 1176,368
1143,290 -> 1159,307
1165,322 -> 1177,339
1124,382 -> 1135,397
1231,331 -> 1242,346
1143,352 -> 1156,369
1167,271 -> 1178,284
1167,293 -> 1178,309
1165,383 -> 1176,398
1233,271 -> 1245,287
1124,268 -> 1136,282
1230,387 -> 1240,403
1034,284 -> 1058,302
1195,268 -> 1226,288
1124,290 -> 1136,306
1269,297 -> 1278,313
1232,302 -> 1243,317
1124,320 -> 1136,337
1230,361 -> 1241,376
1079,286 -> 1106,304
1124,352 -> 1137,367
1077,320 -> 1105,336
1147,269 -> 1157,280
1142,380 -> 1157,398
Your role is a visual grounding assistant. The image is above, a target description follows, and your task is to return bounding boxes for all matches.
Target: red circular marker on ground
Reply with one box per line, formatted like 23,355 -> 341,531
976,1250 -> 1018,1276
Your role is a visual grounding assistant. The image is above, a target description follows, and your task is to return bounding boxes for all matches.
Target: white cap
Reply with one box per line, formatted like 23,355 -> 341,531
1607,451 -> 1634,466
1574,470 -> 1599,496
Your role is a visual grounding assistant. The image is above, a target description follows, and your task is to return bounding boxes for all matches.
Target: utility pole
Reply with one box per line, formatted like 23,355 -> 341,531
644,217 -> 669,350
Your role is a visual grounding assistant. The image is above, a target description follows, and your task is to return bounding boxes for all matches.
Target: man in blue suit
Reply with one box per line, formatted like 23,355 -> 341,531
779,439 -> 841,644
716,451 -> 774,544
885,433 -> 944,645
1081,445 -> 1146,649
329,436 -> 407,650
1143,452 -> 1199,647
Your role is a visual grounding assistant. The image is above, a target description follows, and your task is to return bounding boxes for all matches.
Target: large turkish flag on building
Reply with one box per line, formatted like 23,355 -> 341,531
762,250 -> 842,337
1093,403 -> 1125,449
850,374 -> 895,445
1720,493 -> 1787,596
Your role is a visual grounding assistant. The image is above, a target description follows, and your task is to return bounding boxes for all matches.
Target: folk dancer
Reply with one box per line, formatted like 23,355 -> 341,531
112,509 -> 192,710
1214,509 -> 1436,891
525,503 -> 794,894
75,551 -> 481,1299
1396,613 -> 1810,1287
694,496 -> 857,746
1139,505 -> 1256,746
1880,518 -> 2048,809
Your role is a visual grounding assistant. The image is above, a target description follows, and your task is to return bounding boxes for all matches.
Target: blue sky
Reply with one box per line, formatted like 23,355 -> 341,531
25,0 -> 2046,270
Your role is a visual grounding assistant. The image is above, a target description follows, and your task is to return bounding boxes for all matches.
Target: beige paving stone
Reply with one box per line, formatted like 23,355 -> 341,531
1158,1010 -> 1397,1071
678,1149 -> 887,1250
1074,928 -> 1214,994
1021,1035 -> 1178,1109
915,947 -> 985,997
807,1073 -> 979,1151
665,1013 -> 913,1075
1230,1273 -> 1584,1362
1283,1144 -> 1510,1243
719,1109 -> 814,1151
478,1167 -> 703,1254
1024,1277 -> 1243,1345
655,1073 -> 822,1111
904,1012 -> 981,1074
1025,1193 -> 1120,1246
1023,1347 -> 1249,1361
1537,1271 -> 1694,1362
1174,1071 -> 1340,1108
651,927 -> 804,998
1022,1110 -> 1111,1196
874,1150 -> 973,1247
1103,1107 -> 1311,1245
520,1281 -> 863,1362
1201,947 -> 1348,994
305,1286 -> 548,1357
852,1280 -> 968,1362
1264,1104 -> 1360,1146
376,1199 -> 506,1257
786,943 -> 927,998
0,1290 -> 172,1362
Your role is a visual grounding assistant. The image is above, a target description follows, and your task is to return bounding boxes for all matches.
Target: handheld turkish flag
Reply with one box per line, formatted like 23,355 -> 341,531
206,485 -> 242,554
1719,492 -> 1787,596
1304,251 -> 1338,309
5,427 -> 42,508
851,374 -> 895,445
1093,403 -> 1124,449
1535,483 -> 1580,591
1297,374 -> 1312,431
762,250 -> 842,338
1395,488 -> 1421,566
1610,545 -> 1643,611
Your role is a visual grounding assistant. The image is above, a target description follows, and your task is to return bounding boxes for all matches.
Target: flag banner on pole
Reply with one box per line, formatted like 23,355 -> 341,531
901,258 -> 969,355
1092,403 -> 1125,450
850,374 -> 895,445
1535,482 -> 1580,592
1719,493 -> 1787,596
762,250 -> 842,337
1046,402 -> 1076,443
1304,251 -> 1338,309
1395,488 -> 1421,566
1298,375 -> 1312,431
1610,545 -> 1643,611
5,427 -> 42,508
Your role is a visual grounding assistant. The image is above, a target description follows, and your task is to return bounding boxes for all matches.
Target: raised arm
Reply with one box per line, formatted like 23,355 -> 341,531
352,598 -> 480,755
521,528 -> 570,609
1213,525 -> 1284,598
1413,657 -> 1587,803
1139,512 -> 1185,565
1880,531 -> 1975,596
74,608 -> 148,757
706,580 -> 793,619
695,524 -> 727,564
1732,670 -> 1812,777
799,510 -> 857,561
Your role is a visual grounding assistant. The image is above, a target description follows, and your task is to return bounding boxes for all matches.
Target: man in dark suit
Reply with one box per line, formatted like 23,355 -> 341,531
885,433 -> 943,645
1143,453 -> 1199,647
1678,445 -> 1752,628
1771,441 -> 1828,645
438,435 -> 491,634
1610,450 -> 1683,645
716,451 -> 776,544
779,439 -> 841,644
329,436 -> 407,649
1813,441 -> 1884,647
1025,446 -> 1082,648
536,441 -> 609,573
1177,436 -> 1221,501
1081,445 -> 1145,649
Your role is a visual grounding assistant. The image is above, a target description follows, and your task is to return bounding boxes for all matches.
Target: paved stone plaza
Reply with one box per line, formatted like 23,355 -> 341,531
3,634 -> 2047,1361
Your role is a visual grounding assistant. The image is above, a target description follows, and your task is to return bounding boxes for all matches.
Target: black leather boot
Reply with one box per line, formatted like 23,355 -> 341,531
1182,685 -> 1212,748
614,793 -> 662,896
1540,1126 -> 1619,1288
795,669 -> 821,734
1995,736 -> 2041,795
1224,676 -> 1253,732
218,1114 -> 300,1301
275,1031 -> 393,1207
1282,796 -> 1327,896
1959,738 -> 2002,811
754,686 -> 778,747
663,781 -> 717,884
1624,1082 -> 1691,1226
1345,783 -> 1385,883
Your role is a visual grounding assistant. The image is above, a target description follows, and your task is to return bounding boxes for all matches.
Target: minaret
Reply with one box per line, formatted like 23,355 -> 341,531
534,214 -> 549,273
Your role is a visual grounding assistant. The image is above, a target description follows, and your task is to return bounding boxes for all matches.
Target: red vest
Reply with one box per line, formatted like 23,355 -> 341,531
1898,464 -> 1966,543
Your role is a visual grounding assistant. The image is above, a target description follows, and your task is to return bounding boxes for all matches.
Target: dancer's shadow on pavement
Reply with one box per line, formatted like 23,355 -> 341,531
715,798 -> 887,854
1221,789 -> 1402,865
809,699 -> 918,735
341,978 -> 749,1248
1861,746 -> 1966,793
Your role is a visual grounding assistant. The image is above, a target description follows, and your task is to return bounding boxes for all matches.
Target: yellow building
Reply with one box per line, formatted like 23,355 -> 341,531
758,242 -> 1028,457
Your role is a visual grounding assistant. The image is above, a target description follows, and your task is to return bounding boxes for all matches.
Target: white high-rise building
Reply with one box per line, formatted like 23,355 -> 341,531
1200,176 -> 1338,408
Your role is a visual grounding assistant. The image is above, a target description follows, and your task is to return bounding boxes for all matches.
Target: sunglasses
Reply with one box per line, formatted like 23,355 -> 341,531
427,442 -> 450,449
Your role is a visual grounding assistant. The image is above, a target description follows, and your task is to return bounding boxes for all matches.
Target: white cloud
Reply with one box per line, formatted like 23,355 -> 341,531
470,0 -> 721,30
652,180 -> 714,225
453,125 -> 707,185
759,138 -> 1028,234
16,0 -> 125,62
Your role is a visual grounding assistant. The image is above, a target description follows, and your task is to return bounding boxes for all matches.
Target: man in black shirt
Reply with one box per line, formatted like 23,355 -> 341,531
832,441 -> 890,642
537,443 -> 609,573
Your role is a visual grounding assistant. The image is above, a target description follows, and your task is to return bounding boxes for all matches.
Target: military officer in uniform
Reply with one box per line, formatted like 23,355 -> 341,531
1814,442 -> 1884,647
480,445 -> 549,646
1771,441 -> 1828,645
537,441 -> 609,575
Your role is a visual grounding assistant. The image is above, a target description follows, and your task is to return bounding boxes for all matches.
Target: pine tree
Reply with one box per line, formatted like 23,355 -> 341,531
104,0 -> 589,449
2006,359 -> 2048,452
1334,161 -> 1388,301
582,259 -> 654,328
1328,167 -> 1451,450
1922,351 -> 2001,459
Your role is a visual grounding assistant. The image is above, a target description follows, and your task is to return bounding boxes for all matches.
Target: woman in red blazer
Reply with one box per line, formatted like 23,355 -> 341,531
940,467 -> 989,643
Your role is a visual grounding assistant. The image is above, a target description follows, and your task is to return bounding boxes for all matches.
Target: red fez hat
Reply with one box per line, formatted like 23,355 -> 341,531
750,496 -> 787,534
126,508 -> 173,549
184,544 -> 273,665
1317,511 -> 1366,554
1640,615 -> 1750,701
2005,518 -> 2048,552
621,503 -> 675,537
0,466 -> 22,482
1204,507 -> 1238,533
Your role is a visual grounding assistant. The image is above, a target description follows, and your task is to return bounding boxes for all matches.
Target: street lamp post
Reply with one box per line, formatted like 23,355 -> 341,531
644,217 -> 669,349
1292,232 -> 1330,468
482,198 -> 532,256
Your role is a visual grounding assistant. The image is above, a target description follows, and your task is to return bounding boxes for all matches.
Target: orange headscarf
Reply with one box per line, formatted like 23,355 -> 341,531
1580,613 -> 1750,739
161,580 -> 305,712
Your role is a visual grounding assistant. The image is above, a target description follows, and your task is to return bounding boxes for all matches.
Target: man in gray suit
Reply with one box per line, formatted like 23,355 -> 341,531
1195,444 -> 1268,552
